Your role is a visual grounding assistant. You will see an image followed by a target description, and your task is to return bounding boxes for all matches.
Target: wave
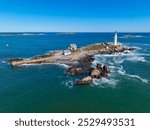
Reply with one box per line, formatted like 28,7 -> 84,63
95,51 -> 150,64
118,69 -> 149,83
126,74 -> 148,83
65,80 -> 74,88
52,63 -> 70,68
92,78 -> 118,88
92,50 -> 149,85
95,51 -> 150,57
45,50 -> 54,55
61,80 -> 74,88
126,56 -> 146,62
117,65 -> 149,83
21,63 -> 69,69
1,61 -> 6,64
113,55 -> 147,63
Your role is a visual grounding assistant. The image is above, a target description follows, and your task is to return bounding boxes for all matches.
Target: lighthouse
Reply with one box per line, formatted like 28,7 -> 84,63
114,31 -> 118,46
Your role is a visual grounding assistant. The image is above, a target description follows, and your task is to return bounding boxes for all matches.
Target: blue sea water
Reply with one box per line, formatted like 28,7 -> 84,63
0,32 -> 150,113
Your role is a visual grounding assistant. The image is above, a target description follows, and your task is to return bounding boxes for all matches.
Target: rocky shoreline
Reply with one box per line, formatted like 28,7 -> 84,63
7,43 -> 135,85
8,43 -> 134,66
68,62 -> 111,85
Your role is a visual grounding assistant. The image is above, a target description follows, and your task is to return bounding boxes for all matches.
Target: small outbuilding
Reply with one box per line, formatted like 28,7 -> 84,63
63,50 -> 71,55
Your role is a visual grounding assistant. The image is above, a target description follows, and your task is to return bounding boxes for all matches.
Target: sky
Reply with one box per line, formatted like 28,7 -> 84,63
0,0 -> 150,32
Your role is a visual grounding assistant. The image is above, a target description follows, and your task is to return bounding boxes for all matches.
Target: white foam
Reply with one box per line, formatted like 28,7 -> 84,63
95,51 -> 149,64
92,59 -> 105,67
117,68 -> 126,75
93,54 -> 149,84
53,63 -> 70,68
65,80 -> 74,88
21,63 -> 69,69
61,80 -> 74,88
113,57 -> 124,64
93,78 -> 118,88
117,65 -> 149,83
95,52 -> 136,57
1,61 -> 6,64
109,65 -> 116,70
126,56 -> 146,62
126,74 -> 148,83
45,50 -> 54,55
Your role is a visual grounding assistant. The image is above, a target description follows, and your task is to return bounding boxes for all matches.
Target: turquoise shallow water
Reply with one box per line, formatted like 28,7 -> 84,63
0,32 -> 150,113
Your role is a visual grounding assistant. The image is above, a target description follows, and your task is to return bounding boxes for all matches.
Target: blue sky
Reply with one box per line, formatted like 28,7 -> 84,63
0,0 -> 150,32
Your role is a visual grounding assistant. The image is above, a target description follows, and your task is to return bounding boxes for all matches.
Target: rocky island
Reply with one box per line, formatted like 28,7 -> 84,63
8,32 -> 135,85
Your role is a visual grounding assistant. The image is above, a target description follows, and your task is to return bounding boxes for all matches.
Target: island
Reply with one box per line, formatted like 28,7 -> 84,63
8,32 -> 135,85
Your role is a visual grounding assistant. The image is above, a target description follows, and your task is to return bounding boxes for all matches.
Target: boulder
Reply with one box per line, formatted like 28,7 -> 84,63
114,45 -> 124,52
67,67 -> 83,75
96,63 -> 102,70
103,65 -> 111,74
76,76 -> 93,85
90,69 -> 101,78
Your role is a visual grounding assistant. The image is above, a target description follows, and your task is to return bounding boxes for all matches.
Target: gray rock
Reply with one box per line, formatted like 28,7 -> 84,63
76,76 -> 93,85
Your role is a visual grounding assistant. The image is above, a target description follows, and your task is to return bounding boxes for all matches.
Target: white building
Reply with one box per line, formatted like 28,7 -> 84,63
114,31 -> 118,46
63,50 -> 71,55
69,44 -> 77,50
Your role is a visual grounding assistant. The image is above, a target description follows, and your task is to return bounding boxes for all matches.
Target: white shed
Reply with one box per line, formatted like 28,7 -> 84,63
63,50 -> 71,55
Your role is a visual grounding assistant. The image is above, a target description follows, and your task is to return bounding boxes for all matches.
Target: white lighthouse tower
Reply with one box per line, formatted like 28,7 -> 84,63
114,31 -> 118,46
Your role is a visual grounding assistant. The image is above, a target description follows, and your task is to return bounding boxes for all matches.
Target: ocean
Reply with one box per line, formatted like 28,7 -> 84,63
0,32 -> 150,113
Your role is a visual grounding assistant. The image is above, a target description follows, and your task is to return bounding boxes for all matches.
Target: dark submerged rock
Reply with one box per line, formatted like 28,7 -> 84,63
103,65 -> 111,74
96,63 -> 102,70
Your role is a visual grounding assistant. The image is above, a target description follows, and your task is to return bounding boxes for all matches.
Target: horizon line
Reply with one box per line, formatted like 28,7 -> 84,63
0,31 -> 150,33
